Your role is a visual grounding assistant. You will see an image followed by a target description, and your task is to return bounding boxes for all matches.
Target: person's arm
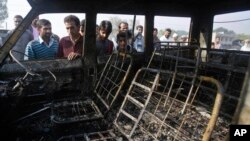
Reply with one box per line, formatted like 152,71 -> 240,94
67,38 -> 82,60
24,41 -> 35,60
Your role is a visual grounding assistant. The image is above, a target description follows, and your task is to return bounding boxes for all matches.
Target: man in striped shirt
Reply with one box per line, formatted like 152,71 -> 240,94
24,19 -> 59,60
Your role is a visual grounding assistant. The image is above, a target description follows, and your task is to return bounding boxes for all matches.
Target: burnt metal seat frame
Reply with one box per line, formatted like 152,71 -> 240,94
114,68 -> 224,141
51,52 -> 133,124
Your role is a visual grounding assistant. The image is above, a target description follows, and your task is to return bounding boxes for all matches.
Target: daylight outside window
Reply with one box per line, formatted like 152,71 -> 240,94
212,10 -> 250,51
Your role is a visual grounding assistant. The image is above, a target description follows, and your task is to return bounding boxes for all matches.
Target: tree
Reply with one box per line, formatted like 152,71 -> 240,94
235,33 -> 250,40
213,27 -> 235,35
0,0 -> 8,25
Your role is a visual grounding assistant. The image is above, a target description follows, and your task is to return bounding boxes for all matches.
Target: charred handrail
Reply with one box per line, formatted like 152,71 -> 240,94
200,76 -> 224,141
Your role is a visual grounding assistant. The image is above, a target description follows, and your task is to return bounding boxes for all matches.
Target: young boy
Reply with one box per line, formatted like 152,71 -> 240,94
96,20 -> 114,56
116,31 -> 136,53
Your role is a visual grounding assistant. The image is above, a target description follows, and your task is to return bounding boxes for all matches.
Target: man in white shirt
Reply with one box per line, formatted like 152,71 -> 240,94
240,39 -> 250,51
160,28 -> 173,46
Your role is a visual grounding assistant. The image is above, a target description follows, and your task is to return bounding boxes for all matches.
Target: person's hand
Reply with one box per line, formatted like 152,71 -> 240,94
67,52 -> 81,60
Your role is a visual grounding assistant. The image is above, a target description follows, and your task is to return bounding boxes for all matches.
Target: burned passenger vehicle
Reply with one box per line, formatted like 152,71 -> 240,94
0,0 -> 250,140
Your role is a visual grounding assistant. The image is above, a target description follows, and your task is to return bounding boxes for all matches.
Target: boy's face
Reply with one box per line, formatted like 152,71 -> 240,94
99,29 -> 109,40
118,37 -> 127,50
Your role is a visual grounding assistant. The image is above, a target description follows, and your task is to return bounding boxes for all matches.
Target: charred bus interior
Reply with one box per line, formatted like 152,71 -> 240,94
0,0 -> 250,140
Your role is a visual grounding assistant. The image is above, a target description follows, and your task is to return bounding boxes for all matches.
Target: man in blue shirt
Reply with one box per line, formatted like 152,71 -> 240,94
24,19 -> 59,60
133,25 -> 144,52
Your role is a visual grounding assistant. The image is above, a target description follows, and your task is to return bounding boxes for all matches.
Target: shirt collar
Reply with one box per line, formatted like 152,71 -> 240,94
38,36 -> 54,47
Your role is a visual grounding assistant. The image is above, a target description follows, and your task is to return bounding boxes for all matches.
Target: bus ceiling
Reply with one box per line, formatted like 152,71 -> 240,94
27,0 -> 250,16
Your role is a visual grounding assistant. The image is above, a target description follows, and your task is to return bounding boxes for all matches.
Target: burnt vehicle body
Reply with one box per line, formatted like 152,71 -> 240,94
0,0 -> 250,140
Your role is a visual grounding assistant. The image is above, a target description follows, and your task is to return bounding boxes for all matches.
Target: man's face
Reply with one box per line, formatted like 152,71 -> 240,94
119,23 -> 128,32
215,37 -> 220,43
99,29 -> 109,40
65,21 -> 80,37
14,17 -> 22,27
38,24 -> 52,39
165,31 -> 171,38
137,27 -> 143,34
153,30 -> 158,37
245,40 -> 250,47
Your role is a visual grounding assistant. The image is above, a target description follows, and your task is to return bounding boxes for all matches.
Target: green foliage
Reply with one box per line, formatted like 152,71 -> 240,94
0,0 -> 8,24
158,29 -> 165,37
214,27 -> 250,40
175,30 -> 189,36
213,27 -> 235,35
235,33 -> 250,40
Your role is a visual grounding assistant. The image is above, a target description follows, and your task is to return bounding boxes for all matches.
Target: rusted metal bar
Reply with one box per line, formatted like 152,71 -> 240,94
201,76 -> 224,141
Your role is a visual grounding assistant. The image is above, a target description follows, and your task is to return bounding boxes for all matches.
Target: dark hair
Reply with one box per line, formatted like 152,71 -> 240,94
116,30 -> 132,42
117,32 -> 127,42
136,25 -> 143,30
64,15 -> 80,26
36,19 -> 51,29
14,15 -> 23,20
153,28 -> 158,32
166,28 -> 172,33
99,20 -> 112,34
118,21 -> 128,29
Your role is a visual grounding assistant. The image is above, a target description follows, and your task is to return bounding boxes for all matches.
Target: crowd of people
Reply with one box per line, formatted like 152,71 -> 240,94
6,14 -> 250,63
2,14 -> 194,63
211,36 -> 250,51
2,15 -> 147,62
1,13 -> 250,63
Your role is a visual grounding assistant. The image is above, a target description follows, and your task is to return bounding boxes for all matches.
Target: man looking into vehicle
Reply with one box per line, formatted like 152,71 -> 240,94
96,20 -> 114,57
160,28 -> 173,46
240,39 -> 250,51
6,15 -> 33,61
24,19 -> 59,60
133,25 -> 144,52
58,15 -> 83,60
